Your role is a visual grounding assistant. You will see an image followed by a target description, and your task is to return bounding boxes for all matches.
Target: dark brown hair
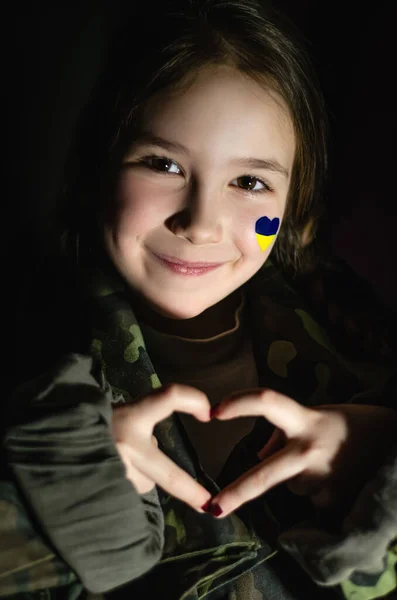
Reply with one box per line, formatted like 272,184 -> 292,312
64,0 -> 328,272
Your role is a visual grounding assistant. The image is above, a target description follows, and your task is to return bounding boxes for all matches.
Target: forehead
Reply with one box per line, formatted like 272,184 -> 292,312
140,66 -> 295,170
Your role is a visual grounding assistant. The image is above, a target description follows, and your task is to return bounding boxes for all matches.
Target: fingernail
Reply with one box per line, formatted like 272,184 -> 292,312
210,503 -> 223,517
210,403 -> 220,418
201,500 -> 212,512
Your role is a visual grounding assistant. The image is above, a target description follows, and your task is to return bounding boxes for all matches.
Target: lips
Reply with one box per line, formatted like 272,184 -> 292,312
152,252 -> 225,276
154,252 -> 224,268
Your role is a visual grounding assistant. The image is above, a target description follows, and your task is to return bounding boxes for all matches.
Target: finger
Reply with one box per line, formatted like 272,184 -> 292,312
257,428 -> 284,461
126,444 -> 211,512
125,463 -> 156,495
216,389 -> 314,438
137,384 -> 211,430
211,442 -> 307,517
115,442 -> 156,494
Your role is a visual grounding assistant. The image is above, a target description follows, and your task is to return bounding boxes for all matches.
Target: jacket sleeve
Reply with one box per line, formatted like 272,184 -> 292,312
1,353 -> 164,597
278,441 -> 397,599
272,259 -> 397,598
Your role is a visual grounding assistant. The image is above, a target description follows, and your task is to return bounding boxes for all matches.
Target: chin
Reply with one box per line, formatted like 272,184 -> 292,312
159,306 -> 206,320
148,298 -> 209,320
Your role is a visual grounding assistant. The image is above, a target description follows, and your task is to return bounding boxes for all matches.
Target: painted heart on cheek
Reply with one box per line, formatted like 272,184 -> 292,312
255,217 -> 280,252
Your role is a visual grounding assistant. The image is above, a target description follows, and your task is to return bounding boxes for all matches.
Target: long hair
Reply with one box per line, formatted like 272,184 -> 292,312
61,0 -> 328,272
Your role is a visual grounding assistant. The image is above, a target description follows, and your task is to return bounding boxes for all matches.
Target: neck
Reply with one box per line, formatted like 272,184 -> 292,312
130,289 -> 243,339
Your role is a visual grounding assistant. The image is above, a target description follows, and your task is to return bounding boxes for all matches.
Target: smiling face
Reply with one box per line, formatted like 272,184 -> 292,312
104,66 -> 295,319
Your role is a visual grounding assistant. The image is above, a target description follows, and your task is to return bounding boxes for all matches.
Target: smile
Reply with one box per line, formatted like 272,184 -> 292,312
152,252 -> 225,276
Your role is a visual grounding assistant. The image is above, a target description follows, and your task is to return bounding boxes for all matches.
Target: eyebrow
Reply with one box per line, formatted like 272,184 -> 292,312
231,156 -> 289,179
132,132 -> 290,179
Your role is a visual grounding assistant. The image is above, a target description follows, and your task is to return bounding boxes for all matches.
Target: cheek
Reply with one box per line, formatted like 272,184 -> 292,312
109,173 -> 171,236
254,216 -> 280,252
233,211 -> 281,261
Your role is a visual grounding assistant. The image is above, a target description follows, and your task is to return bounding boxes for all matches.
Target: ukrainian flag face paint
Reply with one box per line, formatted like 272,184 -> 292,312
255,216 -> 280,252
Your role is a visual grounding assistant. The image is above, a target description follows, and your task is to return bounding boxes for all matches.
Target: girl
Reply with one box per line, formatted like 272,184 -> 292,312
2,1 -> 397,599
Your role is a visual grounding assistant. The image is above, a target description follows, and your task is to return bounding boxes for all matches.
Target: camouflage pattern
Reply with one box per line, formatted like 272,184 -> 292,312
0,482 -> 82,599
1,259 -> 396,600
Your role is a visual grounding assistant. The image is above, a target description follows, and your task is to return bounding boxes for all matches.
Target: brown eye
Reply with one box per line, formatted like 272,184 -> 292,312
145,156 -> 181,174
151,157 -> 170,171
232,175 -> 267,192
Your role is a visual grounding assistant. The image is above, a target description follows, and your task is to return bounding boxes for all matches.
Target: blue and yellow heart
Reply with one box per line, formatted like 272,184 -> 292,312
255,217 -> 280,251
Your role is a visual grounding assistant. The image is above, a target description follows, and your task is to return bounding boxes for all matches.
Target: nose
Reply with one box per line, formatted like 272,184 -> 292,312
167,184 -> 223,245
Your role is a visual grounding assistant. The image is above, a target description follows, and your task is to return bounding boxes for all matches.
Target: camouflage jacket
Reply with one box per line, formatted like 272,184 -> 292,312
1,259 -> 397,600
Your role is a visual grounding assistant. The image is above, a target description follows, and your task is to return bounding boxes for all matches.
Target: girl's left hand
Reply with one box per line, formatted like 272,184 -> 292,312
210,389 -> 397,517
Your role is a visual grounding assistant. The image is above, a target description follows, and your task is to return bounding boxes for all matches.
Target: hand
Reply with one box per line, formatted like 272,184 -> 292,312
112,383 -> 212,513
209,389 -> 397,517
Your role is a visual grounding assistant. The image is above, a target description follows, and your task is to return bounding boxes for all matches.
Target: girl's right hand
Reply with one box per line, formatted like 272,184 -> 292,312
111,383 -> 212,512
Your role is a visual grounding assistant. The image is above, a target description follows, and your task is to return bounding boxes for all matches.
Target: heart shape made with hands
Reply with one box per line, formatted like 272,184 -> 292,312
114,385 -> 397,525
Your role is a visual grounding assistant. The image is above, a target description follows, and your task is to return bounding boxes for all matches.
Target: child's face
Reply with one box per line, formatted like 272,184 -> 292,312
104,66 -> 295,319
